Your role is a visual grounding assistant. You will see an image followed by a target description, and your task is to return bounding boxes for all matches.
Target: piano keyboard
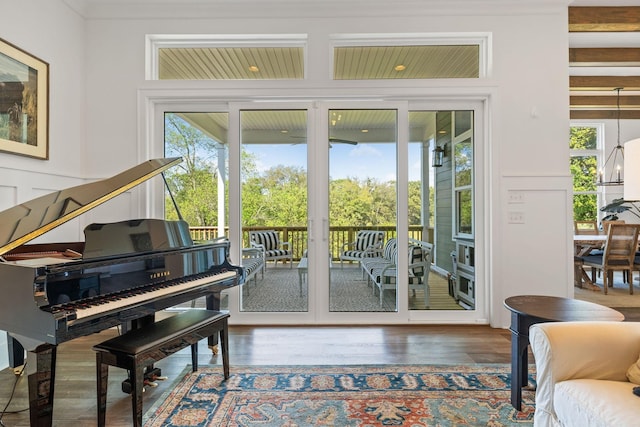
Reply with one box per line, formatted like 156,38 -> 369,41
52,270 -> 237,322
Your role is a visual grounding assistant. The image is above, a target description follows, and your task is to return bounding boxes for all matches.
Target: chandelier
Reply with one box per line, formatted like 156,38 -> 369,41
597,87 -> 624,186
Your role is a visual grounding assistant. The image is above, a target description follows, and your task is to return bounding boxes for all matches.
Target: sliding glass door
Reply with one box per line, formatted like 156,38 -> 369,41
238,108 -> 310,313
328,108 -> 398,312
158,99 -> 483,324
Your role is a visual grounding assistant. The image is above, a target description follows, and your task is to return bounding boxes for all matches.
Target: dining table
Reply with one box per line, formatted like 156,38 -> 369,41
573,234 -> 606,290
573,234 -> 606,257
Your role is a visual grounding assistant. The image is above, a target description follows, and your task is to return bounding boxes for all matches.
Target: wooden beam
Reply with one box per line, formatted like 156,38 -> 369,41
570,96 -> 640,108
569,48 -> 640,65
569,7 -> 640,32
570,110 -> 640,120
570,76 -> 640,91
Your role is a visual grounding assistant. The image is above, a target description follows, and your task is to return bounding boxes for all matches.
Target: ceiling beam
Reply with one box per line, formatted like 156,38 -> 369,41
570,96 -> 640,108
569,48 -> 640,65
569,7 -> 640,32
570,76 -> 640,91
570,110 -> 640,120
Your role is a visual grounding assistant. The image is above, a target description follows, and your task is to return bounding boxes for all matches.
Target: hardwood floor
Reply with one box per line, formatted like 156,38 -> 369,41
0,324 -> 514,426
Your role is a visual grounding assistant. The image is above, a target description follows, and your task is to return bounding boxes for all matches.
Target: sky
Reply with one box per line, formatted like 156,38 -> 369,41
248,142 -> 425,182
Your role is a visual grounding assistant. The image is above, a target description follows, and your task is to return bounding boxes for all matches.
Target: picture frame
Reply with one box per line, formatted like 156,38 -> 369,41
0,38 -> 49,160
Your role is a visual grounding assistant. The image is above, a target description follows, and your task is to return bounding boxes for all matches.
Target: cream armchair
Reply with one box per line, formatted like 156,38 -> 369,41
530,321 -> 640,427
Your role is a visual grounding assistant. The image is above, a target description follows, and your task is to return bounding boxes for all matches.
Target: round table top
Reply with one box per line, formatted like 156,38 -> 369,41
504,295 -> 624,322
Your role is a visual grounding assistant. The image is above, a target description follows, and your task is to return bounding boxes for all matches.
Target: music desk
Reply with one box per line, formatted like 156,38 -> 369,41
503,295 -> 624,411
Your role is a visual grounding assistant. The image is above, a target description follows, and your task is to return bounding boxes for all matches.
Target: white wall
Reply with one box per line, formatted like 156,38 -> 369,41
0,0 -> 87,219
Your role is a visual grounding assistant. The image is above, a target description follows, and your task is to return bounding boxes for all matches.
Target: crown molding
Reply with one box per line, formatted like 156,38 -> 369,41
64,0 -> 570,20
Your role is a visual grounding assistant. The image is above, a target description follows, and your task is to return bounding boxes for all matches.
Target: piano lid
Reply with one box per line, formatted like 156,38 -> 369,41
0,157 -> 182,256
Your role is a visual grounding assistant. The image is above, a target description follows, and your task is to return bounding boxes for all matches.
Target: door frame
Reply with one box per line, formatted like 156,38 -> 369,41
141,92 -> 490,325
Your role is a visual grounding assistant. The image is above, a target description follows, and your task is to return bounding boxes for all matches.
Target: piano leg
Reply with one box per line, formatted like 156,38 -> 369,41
7,334 -> 25,370
27,343 -> 57,427
206,293 -> 221,354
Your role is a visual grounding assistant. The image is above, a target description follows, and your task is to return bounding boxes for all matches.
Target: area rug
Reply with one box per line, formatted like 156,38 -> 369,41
238,267 -> 462,313
144,364 -> 535,426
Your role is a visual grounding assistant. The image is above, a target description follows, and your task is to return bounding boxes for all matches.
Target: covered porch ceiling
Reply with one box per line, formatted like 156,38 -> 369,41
178,110 -> 438,146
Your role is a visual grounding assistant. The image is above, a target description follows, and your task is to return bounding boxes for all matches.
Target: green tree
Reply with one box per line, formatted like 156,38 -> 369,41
330,178 -> 375,226
242,165 -> 308,226
570,126 -> 598,221
164,113 -> 221,226
164,115 -> 435,232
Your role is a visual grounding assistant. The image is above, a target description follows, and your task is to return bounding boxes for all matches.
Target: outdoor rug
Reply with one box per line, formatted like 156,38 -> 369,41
144,364 -> 535,426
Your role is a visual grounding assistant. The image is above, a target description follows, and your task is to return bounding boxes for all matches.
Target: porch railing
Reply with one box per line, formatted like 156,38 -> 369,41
189,226 -> 434,261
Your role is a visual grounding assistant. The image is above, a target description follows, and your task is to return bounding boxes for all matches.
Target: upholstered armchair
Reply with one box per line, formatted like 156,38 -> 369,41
530,321 -> 640,427
249,230 -> 293,269
339,230 -> 385,268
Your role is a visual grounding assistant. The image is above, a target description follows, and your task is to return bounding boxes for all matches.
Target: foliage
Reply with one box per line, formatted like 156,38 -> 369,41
600,198 -> 640,221
164,114 -> 222,224
570,126 -> 598,221
164,114 -> 435,228
243,165 -> 308,226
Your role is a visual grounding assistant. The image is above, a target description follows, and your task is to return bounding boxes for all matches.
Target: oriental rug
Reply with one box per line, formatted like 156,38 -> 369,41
144,364 -> 535,426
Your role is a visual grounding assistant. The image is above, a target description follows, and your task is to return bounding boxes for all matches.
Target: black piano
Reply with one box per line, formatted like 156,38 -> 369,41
0,157 -> 244,426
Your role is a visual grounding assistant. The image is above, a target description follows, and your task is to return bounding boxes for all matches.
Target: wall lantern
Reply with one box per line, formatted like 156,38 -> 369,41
432,145 -> 445,168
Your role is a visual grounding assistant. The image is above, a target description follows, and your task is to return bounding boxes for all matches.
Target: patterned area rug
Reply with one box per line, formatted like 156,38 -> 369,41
144,364 -> 535,426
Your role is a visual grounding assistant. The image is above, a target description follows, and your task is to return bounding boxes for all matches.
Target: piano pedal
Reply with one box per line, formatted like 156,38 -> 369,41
152,375 -> 168,381
121,378 -> 159,394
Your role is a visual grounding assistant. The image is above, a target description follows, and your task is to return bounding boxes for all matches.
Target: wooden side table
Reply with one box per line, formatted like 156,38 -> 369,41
503,295 -> 624,411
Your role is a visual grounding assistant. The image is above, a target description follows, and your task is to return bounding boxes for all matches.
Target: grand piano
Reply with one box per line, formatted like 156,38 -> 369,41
0,157 -> 244,426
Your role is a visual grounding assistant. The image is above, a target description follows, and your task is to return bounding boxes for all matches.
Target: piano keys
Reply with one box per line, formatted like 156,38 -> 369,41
0,158 -> 244,426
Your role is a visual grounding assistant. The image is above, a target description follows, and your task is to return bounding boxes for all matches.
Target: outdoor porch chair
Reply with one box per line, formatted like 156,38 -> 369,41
339,230 -> 385,268
249,230 -> 293,269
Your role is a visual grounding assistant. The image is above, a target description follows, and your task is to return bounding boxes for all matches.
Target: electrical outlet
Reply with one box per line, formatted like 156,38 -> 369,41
508,211 -> 525,224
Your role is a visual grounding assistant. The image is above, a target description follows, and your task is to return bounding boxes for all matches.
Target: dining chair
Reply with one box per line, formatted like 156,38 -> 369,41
602,219 -> 625,235
581,223 -> 640,295
574,220 -> 599,235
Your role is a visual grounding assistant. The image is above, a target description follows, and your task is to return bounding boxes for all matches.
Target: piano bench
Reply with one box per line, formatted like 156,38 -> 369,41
93,309 -> 230,427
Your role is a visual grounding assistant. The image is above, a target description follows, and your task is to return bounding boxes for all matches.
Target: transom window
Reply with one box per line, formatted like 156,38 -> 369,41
148,33 -> 489,81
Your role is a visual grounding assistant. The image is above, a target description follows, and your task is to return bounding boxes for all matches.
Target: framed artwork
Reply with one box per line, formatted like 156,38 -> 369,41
0,38 -> 49,159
